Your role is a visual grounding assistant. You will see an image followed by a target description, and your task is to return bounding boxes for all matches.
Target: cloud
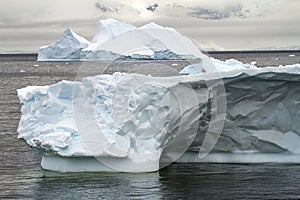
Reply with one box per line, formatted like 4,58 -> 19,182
0,0 -> 299,51
95,2 -> 112,13
92,0 -> 294,21
146,3 -> 159,12
187,4 -> 244,20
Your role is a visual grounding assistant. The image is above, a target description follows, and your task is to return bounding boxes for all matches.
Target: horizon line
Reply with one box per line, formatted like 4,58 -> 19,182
1,49 -> 300,56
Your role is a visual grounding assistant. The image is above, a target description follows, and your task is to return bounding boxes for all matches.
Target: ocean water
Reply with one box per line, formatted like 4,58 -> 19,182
1,52 -> 300,199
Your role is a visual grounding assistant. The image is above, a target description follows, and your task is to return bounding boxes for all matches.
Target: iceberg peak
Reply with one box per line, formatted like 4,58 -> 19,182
64,27 -> 75,36
37,27 -> 89,61
91,18 -> 136,44
63,27 -> 90,44
141,22 -> 164,29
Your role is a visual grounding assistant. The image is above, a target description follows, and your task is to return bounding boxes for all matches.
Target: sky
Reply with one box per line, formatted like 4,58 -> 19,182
0,0 -> 299,52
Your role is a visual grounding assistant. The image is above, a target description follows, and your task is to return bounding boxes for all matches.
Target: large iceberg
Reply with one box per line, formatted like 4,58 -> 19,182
18,61 -> 300,172
38,18 -> 206,61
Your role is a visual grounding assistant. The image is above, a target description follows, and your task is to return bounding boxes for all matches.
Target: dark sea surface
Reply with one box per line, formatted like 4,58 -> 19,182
1,52 -> 300,199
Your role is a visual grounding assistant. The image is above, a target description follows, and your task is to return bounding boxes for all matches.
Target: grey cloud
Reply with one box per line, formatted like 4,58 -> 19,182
188,5 -> 244,20
95,2 -> 112,13
146,4 -> 159,12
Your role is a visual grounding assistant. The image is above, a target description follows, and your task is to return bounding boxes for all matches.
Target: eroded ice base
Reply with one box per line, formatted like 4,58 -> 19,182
178,152 -> 300,163
41,155 -> 159,173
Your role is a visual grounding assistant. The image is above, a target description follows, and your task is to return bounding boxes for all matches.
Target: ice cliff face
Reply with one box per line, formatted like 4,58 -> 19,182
18,73 -> 201,172
37,28 -> 90,61
38,19 -> 206,61
18,63 -> 300,172
190,65 -> 300,153
177,64 -> 300,163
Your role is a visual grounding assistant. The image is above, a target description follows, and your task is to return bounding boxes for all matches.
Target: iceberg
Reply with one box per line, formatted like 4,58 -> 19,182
18,63 -> 300,172
37,28 -> 90,61
180,58 -> 257,74
38,18 -> 206,61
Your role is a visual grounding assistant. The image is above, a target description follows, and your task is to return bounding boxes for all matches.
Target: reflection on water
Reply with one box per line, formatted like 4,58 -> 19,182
34,171 -> 162,199
1,53 -> 300,199
2,162 -> 300,199
160,163 -> 300,199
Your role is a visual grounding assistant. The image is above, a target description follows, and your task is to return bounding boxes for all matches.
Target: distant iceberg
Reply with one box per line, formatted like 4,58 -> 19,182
38,28 -> 90,61
38,18 -> 206,61
180,58 -> 257,74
